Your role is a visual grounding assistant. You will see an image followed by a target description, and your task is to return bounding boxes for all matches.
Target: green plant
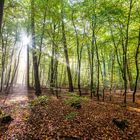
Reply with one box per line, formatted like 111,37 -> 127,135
65,97 -> 80,105
71,101 -> 81,109
30,95 -> 49,107
65,112 -> 77,120
64,95 -> 88,109
65,92 -> 79,97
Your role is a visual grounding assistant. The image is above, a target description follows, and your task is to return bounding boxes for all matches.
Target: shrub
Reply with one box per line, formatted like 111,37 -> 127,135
65,112 -> 77,120
30,95 -> 49,107
71,101 -> 81,109
65,92 -> 79,97
64,94 -> 88,109
64,97 -> 81,109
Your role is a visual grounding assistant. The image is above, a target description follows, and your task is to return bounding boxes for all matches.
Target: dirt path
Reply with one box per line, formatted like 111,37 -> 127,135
0,85 -> 36,140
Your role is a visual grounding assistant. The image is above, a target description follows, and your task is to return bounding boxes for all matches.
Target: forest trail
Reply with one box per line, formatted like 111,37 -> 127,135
4,85 -> 29,105
0,86 -> 36,140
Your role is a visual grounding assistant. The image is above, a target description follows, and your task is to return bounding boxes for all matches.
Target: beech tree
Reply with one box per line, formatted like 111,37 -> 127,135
0,0 -> 139,103
30,0 -> 41,95
0,0 -> 4,30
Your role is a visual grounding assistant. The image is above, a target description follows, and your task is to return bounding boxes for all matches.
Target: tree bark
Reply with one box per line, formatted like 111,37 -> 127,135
71,10 -> 82,96
31,0 -> 41,95
61,9 -> 74,92
27,45 -> 30,88
123,0 -> 133,104
0,0 -> 4,31
95,36 -> 100,101
109,53 -> 115,101
133,27 -> 140,103
90,21 -> 95,98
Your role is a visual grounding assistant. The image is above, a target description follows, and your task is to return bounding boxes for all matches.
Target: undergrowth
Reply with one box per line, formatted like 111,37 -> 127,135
29,95 -> 49,107
65,112 -> 77,120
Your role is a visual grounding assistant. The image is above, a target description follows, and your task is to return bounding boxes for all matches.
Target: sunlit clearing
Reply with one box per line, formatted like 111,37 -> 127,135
17,46 -> 27,85
16,31 -> 28,85
5,31 -> 29,104
7,96 -> 28,104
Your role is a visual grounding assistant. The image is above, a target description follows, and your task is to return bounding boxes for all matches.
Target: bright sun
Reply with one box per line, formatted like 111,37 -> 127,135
22,36 -> 30,45
21,31 -> 31,46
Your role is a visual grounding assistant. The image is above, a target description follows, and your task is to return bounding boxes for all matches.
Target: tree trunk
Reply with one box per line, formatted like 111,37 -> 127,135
31,0 -> 41,95
127,59 -> 133,91
61,9 -> 74,92
50,43 -> 55,93
27,45 -> 30,88
0,0 -> 4,31
95,37 -> 100,101
123,0 -> 133,104
90,21 -> 95,98
71,10 -> 82,96
133,27 -> 140,103
109,53 -> 115,101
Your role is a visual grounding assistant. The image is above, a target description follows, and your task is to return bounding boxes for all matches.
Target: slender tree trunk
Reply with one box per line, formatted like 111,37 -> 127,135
95,37 -> 100,101
7,49 -> 21,92
123,0 -> 133,104
27,45 -> 30,88
0,31 -> 5,92
109,53 -> 115,101
122,38 -> 128,104
50,43 -> 55,93
0,0 -> 4,31
133,27 -> 140,103
61,10 -> 74,92
5,33 -> 17,91
0,0 -> 5,91
71,10 -> 82,96
100,51 -> 105,102
90,21 -> 95,98
31,0 -> 41,95
127,59 -> 133,91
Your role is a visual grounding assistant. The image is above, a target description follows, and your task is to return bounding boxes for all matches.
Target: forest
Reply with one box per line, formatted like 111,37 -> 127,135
0,0 -> 140,139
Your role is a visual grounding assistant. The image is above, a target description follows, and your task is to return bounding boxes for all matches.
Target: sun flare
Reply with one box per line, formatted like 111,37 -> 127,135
21,31 -> 31,46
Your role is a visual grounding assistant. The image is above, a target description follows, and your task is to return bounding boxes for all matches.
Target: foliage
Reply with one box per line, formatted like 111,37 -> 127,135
65,112 -> 77,120
29,95 -> 49,107
65,92 -> 79,97
65,92 -> 89,100
64,94 -> 88,108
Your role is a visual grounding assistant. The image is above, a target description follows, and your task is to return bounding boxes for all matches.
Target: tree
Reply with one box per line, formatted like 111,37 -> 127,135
71,8 -> 83,96
133,27 -> 140,103
61,3 -> 74,92
31,0 -> 41,95
0,0 -> 4,31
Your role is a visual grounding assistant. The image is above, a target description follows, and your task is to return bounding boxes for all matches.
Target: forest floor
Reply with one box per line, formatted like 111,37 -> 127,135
0,88 -> 140,140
